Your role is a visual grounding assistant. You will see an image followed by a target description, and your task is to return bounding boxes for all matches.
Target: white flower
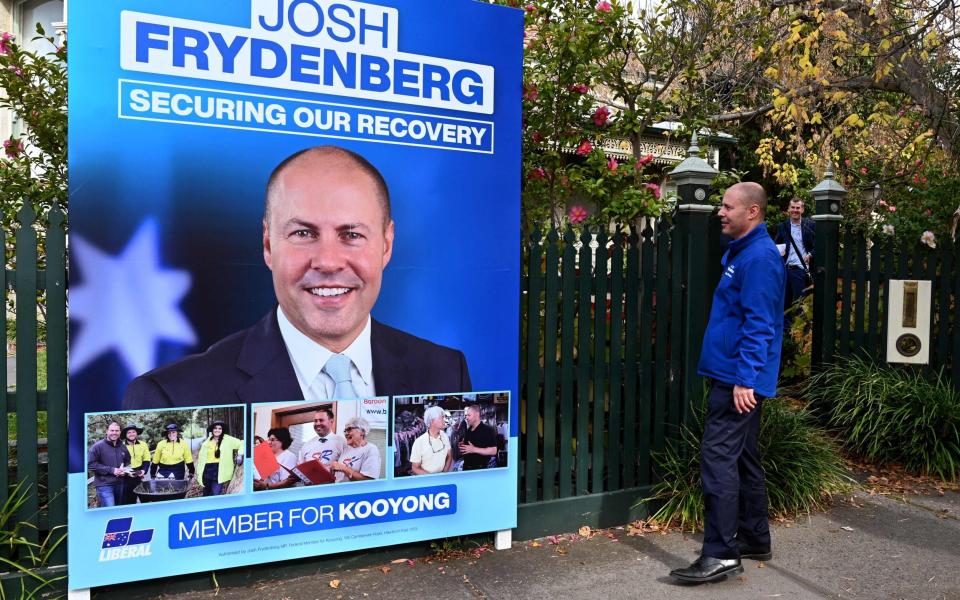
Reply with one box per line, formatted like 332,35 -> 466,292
882,224 -> 895,235
921,230 -> 937,249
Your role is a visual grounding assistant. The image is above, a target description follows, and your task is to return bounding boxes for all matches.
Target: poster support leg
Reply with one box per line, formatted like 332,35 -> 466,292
68,589 -> 91,600
494,529 -> 512,550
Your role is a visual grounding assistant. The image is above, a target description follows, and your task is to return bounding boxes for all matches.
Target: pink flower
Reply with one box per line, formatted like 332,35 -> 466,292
921,230 -> 937,249
644,183 -> 661,199
3,139 -> 24,158
888,204 -> 897,212
569,205 -> 589,224
925,209 -> 933,217
575,139 -> 593,156
529,167 -> 547,180
596,1 -> 612,12
636,154 -> 654,168
523,84 -> 539,102
8,65 -> 22,77
860,167 -> 868,175
592,106 -> 610,126
570,83 -> 589,94
0,32 -> 13,55
878,199 -> 887,207
844,159 -> 851,167
531,131 -> 543,143
913,174 -> 921,184
607,157 -> 618,171
525,4 -> 536,12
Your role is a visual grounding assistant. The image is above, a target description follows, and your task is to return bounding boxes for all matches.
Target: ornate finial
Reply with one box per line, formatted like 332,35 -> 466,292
824,159 -> 835,180
688,131 -> 700,158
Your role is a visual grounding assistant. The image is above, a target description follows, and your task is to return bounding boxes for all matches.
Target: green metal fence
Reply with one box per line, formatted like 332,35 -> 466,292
517,220 -> 720,537
1,204 -> 68,594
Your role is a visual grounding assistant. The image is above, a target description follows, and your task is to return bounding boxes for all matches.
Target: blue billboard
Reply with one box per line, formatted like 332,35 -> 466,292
68,0 -> 521,589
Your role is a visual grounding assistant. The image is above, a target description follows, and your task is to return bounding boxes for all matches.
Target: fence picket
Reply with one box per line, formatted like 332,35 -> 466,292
15,205 -> 39,544
541,230 -> 560,501
575,229 -> 592,495
839,227 -> 854,356
591,230 -> 609,493
45,205 -> 67,563
607,232 -> 624,490
523,229 -> 542,503
558,229 -> 577,498
622,229 -> 640,488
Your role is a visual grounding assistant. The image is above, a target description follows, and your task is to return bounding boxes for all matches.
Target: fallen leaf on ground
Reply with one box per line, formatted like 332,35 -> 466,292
407,559 -> 416,567
379,566 -> 391,574
329,580 -> 341,589
556,546 -> 568,555
841,526 -> 854,531
578,526 -> 592,538
390,558 -> 408,564
530,541 -> 542,547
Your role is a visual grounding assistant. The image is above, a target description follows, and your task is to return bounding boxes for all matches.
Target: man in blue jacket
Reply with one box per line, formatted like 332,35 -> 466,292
670,182 -> 785,583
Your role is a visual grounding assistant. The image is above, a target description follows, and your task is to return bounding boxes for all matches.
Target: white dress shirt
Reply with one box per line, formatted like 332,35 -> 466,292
276,308 -> 376,400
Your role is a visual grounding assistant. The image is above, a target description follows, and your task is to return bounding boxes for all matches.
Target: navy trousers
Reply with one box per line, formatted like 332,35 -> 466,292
700,382 -> 770,559
784,266 -> 809,308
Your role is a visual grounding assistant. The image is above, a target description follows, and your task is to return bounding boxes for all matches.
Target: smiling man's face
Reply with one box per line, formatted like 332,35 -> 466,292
264,152 -> 394,353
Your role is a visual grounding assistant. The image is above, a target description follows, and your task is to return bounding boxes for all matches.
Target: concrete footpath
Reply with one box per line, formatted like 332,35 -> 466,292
135,487 -> 960,600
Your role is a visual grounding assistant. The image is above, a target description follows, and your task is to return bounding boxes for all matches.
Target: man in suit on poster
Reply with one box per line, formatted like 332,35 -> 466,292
124,145 -> 471,409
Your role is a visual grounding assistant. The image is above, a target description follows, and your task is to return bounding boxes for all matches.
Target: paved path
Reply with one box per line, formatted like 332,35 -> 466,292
126,488 -> 960,600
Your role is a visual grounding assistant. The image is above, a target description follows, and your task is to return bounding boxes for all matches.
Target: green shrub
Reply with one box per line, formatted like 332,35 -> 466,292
805,355 -> 960,480
644,397 -> 853,531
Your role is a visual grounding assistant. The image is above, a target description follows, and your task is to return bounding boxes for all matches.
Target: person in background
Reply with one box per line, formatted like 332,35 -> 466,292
253,427 -> 297,491
329,416 -> 381,482
410,406 -> 452,475
197,420 -> 244,496
151,423 -> 195,480
87,421 -> 130,508
120,423 -> 150,504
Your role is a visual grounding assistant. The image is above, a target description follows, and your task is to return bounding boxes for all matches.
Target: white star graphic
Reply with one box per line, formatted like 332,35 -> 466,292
70,220 -> 197,377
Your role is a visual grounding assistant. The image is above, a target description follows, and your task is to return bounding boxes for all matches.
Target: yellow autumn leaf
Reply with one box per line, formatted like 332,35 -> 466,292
811,112 -> 823,125
764,66 -> 779,78
860,43 -> 871,57
773,95 -> 789,109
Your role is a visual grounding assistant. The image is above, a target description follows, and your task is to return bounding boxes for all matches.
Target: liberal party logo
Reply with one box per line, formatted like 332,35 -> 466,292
99,517 -> 154,561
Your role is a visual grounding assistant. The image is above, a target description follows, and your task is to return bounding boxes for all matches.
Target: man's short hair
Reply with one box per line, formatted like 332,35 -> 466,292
264,145 -> 392,229
315,406 -> 335,421
730,182 -> 768,218
465,404 -> 481,415
788,197 -> 804,206
423,405 -> 446,428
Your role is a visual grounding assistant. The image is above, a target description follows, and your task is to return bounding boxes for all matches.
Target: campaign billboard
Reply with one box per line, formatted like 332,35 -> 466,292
67,0 -> 521,589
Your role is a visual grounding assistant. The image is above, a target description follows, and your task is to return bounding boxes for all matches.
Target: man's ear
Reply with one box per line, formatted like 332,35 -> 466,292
262,220 -> 273,270
382,220 -> 395,267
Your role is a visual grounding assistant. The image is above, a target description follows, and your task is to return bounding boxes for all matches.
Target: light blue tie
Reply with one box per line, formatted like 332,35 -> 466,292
323,353 -> 358,399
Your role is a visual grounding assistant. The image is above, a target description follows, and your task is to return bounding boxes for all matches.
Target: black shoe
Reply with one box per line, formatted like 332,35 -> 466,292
669,556 -> 743,583
738,542 -> 772,561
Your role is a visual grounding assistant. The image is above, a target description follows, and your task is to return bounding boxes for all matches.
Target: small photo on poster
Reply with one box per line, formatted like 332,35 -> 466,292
85,406 -> 245,509
251,399 -> 387,491
393,391 -> 509,478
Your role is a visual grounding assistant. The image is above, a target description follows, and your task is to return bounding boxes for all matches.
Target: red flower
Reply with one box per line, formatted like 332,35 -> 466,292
569,83 -> 589,94
3,139 -> 24,158
525,4 -> 536,12
575,140 -> 593,156
569,205 -> 589,224
595,1 -> 613,12
607,157 -> 618,171
531,131 -> 543,143
529,167 -> 547,180
644,183 -> 661,199
523,84 -> 539,102
0,32 -> 13,55
592,106 -> 610,126
859,167 -> 868,175
636,154 -> 654,168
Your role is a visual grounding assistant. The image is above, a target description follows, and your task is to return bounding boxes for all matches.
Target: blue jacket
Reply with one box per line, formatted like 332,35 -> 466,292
697,224 -> 786,397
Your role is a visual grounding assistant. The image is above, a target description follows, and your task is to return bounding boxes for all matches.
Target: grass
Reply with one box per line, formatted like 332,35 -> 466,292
643,396 -> 853,531
805,355 -> 960,480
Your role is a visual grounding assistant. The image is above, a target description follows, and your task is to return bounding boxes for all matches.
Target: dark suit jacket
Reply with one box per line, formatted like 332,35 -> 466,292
122,309 -> 472,409
773,218 -> 815,263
